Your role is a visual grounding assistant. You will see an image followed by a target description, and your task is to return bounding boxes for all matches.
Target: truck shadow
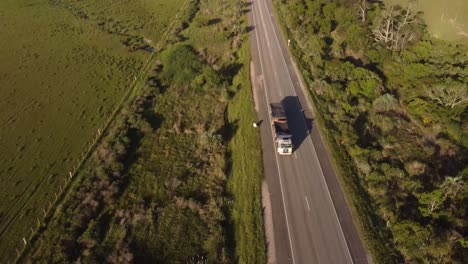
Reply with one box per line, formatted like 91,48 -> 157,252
281,96 -> 313,152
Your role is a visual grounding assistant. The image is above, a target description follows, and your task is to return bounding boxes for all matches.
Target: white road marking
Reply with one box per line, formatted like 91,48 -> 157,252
305,196 -> 310,211
252,2 -> 296,264
257,0 -> 283,90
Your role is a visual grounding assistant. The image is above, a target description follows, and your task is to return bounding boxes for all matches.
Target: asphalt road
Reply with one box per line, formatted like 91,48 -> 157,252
248,0 -> 370,263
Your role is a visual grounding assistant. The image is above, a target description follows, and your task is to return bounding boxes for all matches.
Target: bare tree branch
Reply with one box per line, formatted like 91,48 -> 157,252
372,5 -> 418,51
427,84 -> 468,108
354,0 -> 367,22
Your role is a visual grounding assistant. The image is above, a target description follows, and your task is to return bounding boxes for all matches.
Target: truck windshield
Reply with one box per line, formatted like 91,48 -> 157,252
281,144 -> 292,148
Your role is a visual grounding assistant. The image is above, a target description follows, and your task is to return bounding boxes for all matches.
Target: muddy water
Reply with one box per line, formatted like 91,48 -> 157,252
383,0 -> 468,42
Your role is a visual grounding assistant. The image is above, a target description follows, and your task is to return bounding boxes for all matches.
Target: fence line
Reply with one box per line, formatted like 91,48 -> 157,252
10,1 -> 191,262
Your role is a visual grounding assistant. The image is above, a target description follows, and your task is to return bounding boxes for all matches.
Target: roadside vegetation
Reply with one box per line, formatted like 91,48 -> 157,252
273,0 -> 467,263
20,0 -> 266,263
0,0 -> 184,262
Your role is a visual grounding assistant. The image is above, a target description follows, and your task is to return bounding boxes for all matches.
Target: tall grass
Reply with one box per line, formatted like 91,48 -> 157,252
226,41 -> 267,264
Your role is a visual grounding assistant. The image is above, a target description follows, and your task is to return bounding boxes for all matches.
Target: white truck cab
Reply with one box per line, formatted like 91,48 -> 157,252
270,103 -> 293,155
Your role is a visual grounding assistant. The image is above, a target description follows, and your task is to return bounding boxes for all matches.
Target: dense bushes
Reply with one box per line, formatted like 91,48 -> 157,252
160,45 -> 222,90
274,0 -> 467,263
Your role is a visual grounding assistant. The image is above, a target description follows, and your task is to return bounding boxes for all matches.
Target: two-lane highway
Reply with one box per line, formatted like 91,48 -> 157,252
248,0 -> 369,263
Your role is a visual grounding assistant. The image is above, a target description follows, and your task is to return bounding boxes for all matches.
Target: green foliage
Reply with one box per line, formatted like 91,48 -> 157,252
161,44 -> 221,90
401,41 -> 432,62
440,176 -> 465,200
274,0 -> 468,262
373,94 -> 399,112
402,63 -> 433,80
155,205 -> 208,262
418,189 -> 445,218
193,14 -> 211,27
344,24 -> 369,53
392,220 -> 431,259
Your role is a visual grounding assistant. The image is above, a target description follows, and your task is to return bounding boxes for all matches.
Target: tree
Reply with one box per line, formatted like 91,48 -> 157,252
426,84 -> 468,108
392,220 -> 431,258
301,35 -> 326,67
440,176 -> 464,199
418,189 -> 445,217
311,79 -> 329,96
372,5 -> 421,51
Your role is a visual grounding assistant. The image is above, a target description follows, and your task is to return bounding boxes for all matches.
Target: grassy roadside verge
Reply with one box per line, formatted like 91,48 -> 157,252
270,1 -> 400,263
226,40 -> 267,263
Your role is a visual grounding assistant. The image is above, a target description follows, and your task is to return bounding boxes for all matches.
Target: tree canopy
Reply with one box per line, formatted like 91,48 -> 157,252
275,0 -> 468,262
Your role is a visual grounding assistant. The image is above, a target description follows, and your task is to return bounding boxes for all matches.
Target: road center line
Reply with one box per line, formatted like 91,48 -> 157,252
305,196 -> 310,211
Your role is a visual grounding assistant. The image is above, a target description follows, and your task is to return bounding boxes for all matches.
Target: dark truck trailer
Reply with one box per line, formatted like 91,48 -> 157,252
270,103 -> 293,155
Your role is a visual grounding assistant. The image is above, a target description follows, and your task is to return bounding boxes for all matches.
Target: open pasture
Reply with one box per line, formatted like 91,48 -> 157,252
0,0 -> 184,261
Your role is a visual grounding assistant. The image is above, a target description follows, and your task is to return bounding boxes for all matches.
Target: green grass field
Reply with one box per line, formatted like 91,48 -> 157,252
384,0 -> 468,42
0,0 -> 184,261
13,0 -> 266,262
